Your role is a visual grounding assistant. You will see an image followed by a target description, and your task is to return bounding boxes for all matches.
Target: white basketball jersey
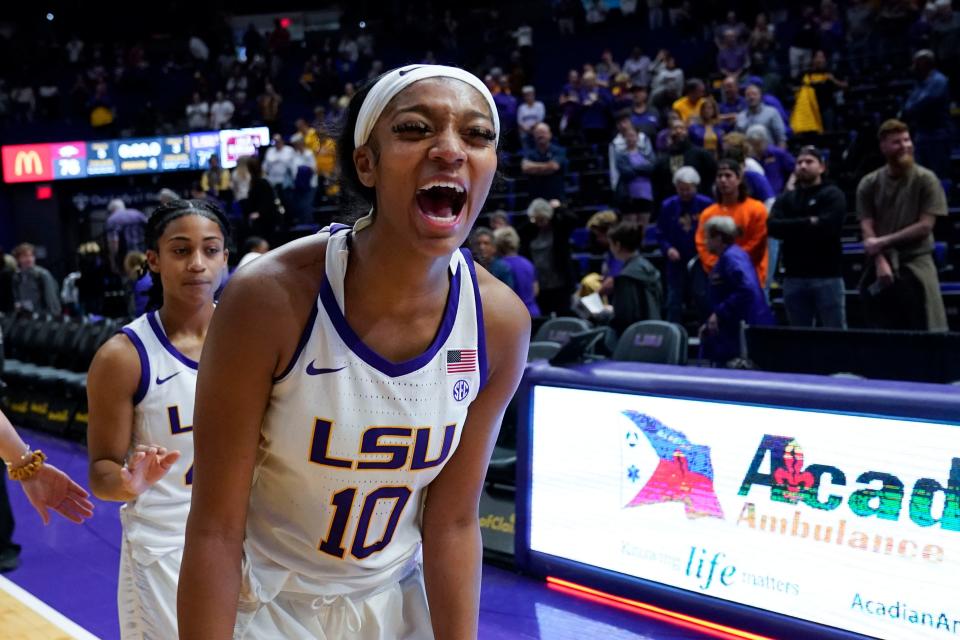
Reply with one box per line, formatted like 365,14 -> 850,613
242,224 -> 487,601
119,311 -> 198,560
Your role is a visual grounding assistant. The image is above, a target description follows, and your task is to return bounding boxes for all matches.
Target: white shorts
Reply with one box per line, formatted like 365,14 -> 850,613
118,538 -> 182,640
233,564 -> 433,640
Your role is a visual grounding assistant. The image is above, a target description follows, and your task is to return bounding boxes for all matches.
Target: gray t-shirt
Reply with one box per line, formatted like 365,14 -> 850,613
856,164 -> 947,257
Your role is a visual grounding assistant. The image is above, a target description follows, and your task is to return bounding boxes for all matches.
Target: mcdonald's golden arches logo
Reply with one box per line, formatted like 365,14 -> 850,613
14,150 -> 43,176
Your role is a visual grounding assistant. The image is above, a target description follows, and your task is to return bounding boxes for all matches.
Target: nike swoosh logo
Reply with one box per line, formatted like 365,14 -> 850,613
306,362 -> 346,376
156,372 -> 181,385
398,66 -> 422,77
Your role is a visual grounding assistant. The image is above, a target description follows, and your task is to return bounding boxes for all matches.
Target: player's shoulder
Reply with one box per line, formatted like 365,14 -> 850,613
474,263 -> 531,353
224,232 -> 328,313
89,332 -> 142,389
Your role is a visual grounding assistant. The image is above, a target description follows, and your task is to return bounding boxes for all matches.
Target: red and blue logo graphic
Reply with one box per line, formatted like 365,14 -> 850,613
622,411 -> 724,519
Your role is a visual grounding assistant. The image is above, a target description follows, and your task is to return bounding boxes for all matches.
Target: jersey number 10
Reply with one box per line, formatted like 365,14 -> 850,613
309,418 -> 457,560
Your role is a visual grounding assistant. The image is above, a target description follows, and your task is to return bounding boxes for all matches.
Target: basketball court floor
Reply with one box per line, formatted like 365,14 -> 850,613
1,429 -> 710,639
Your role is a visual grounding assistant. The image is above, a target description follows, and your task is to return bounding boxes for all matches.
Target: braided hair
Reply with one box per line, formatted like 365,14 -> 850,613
143,199 -> 231,312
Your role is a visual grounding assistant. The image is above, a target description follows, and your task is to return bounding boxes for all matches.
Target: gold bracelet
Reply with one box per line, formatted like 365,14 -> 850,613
7,450 -> 47,481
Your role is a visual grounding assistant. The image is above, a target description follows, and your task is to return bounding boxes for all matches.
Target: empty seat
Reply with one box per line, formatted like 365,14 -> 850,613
612,321 -> 688,365
527,341 -> 562,361
532,317 -> 593,345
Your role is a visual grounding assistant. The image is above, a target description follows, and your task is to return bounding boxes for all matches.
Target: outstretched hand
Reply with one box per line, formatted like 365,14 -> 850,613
120,445 -> 181,497
20,464 -> 95,525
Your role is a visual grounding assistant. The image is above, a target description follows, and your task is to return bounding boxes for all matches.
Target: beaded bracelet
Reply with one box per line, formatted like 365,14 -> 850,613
6,450 -> 47,481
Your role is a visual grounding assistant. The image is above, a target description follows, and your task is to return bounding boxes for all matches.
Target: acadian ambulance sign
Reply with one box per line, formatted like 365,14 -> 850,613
528,385 -> 960,639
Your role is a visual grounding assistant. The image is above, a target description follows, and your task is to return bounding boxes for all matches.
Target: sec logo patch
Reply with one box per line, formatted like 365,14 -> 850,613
452,379 -> 470,402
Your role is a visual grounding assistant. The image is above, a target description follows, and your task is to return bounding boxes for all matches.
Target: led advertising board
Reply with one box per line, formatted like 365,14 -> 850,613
525,384 -> 960,640
1,127 -> 271,183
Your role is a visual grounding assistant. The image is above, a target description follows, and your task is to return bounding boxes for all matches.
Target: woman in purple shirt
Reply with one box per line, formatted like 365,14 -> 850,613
493,226 -> 541,317
614,125 -> 656,224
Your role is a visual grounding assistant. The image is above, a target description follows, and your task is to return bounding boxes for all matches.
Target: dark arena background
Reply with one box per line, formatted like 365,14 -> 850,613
0,1 -> 958,638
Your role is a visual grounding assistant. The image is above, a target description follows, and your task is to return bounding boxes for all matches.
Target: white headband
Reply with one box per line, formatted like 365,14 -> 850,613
353,64 -> 500,148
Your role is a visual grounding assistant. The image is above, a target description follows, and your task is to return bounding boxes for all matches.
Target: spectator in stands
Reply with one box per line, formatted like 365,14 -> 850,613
11,243 -> 61,316
522,123 -> 568,202
489,211 -> 510,231
700,215 -> 774,365
517,86 -> 545,149
558,69 -> 582,133
185,91 -> 209,131
736,84 -> 786,148
749,13 -> 776,66
470,227 -> 513,288
857,119 -> 948,332
607,221 -> 663,335
209,91 -> 234,129
579,71 -> 613,144
614,124 -> 656,225
717,76 -> 746,132
768,146 -> 848,328
586,209 -> 622,279
201,155 -> 230,202
264,133 -> 295,195
714,9 -> 749,45
258,81 -> 283,131
88,80 -> 115,131
789,6 -> 819,79
650,50 -> 684,112
494,226 -> 540,317
818,1 -> 845,59
903,49 -> 952,179
238,236 -> 269,269
628,84 -> 660,141
0,249 -> 15,312
721,134 -> 777,209
846,0 -> 875,73
520,198 -> 577,317
696,159 -> 768,285
105,198 -> 148,272
658,166 -> 713,322
931,0 -> 960,103
717,29 -> 750,78
652,118 -> 717,205
672,79 -> 705,126
290,133 -> 318,226
744,125 -> 795,195
623,47 -> 652,89
688,97 -> 724,158
123,251 -> 151,317
799,50 -> 848,132
243,156 -> 282,244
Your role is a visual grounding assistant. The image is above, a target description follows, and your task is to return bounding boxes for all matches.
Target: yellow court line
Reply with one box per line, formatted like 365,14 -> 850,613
0,575 -> 100,640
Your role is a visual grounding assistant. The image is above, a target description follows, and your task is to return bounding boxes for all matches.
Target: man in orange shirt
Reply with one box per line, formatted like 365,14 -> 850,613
695,159 -> 768,283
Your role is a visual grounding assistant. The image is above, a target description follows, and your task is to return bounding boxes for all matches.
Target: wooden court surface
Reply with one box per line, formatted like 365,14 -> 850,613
0,576 -> 99,640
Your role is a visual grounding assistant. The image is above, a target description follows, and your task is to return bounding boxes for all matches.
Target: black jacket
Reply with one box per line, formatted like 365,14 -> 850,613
652,141 -> 717,207
767,182 -> 847,278
611,254 -> 663,335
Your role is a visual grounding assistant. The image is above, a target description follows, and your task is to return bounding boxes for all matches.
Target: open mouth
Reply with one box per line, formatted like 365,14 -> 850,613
415,182 -> 467,221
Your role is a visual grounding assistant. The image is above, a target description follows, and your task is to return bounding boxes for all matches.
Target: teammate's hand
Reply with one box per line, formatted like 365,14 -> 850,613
120,445 -> 181,497
20,464 -> 95,525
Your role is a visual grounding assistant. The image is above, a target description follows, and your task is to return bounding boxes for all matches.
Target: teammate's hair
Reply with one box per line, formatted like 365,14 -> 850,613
337,72 -> 389,216
144,199 -> 231,312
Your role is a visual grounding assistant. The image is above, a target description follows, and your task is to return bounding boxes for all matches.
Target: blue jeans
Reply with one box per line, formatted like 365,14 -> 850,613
782,277 -> 846,328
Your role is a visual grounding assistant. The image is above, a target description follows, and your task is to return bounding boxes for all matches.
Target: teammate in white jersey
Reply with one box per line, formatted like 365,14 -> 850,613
86,200 -> 229,639
179,65 -> 530,639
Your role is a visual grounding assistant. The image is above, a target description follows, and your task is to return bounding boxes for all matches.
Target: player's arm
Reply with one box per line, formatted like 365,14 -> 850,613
87,334 -> 157,502
178,246 -> 316,640
422,271 -> 530,640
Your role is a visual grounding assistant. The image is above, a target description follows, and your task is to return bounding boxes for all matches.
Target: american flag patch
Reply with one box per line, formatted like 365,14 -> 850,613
446,349 -> 477,374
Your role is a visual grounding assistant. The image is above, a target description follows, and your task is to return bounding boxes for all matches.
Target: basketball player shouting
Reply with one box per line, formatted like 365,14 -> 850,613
179,65 -> 530,639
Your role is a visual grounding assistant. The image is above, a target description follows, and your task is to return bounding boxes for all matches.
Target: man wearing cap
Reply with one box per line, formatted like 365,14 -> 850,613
903,49 -> 952,179
856,119 -> 948,331
767,146 -> 847,328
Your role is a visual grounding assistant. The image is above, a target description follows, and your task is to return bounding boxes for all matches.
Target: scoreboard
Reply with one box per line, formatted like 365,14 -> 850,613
1,127 -> 270,184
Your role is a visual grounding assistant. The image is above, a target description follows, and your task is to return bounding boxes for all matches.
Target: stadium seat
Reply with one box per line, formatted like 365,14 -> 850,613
527,341 -> 562,361
532,316 -> 592,345
612,321 -> 688,365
